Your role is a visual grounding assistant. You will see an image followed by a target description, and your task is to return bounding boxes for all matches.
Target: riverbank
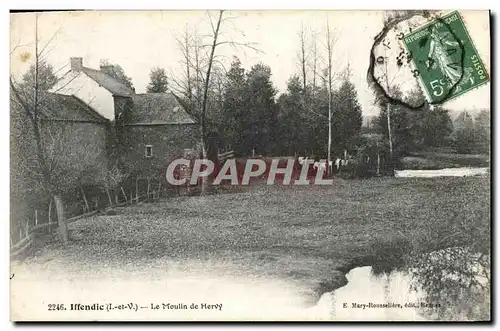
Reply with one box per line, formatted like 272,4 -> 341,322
400,148 -> 489,170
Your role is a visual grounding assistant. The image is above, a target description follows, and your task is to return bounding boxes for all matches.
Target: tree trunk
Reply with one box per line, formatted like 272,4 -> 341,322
383,46 -> 394,176
377,153 -> 381,176
327,77 -> 332,177
121,187 -> 127,202
157,178 -> 161,199
386,103 -> 394,174
185,26 -> 193,102
200,144 -> 208,195
326,20 -> 333,178
81,187 -> 89,212
135,177 -> 139,202
312,36 -> 317,98
330,292 -> 336,319
48,198 -> 53,234
48,198 -> 52,222
384,275 -> 390,320
53,194 -> 69,244
147,177 -> 151,201
106,188 -> 113,206
299,25 -> 307,98
199,11 -> 223,196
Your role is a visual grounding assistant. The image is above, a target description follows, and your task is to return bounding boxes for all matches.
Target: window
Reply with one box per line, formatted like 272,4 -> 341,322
145,145 -> 153,158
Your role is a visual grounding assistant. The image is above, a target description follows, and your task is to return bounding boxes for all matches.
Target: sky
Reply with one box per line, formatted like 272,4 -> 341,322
10,10 -> 490,117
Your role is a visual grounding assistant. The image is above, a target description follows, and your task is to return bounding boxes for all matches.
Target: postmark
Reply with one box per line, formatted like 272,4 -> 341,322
368,10 -> 489,109
367,10 -> 439,110
402,11 -> 489,104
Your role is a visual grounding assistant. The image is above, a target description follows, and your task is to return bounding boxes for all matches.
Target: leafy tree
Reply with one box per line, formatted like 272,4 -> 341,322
474,110 -> 490,154
276,75 -> 309,155
452,111 -> 475,154
373,85 -> 453,157
420,106 -> 453,147
221,59 -> 279,156
402,87 -> 453,149
146,67 -> 168,93
99,59 -> 135,91
408,247 -> 490,321
330,78 -> 363,155
244,63 -> 278,155
375,86 -> 412,158
303,86 -> 329,158
20,60 -> 57,91
222,57 -> 247,152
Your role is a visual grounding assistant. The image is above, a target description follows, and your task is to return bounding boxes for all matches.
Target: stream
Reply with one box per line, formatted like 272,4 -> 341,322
317,247 -> 490,321
395,167 -> 489,178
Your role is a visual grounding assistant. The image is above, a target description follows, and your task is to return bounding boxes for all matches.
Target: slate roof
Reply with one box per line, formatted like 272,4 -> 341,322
127,93 -> 197,125
38,92 -> 108,123
82,67 -> 134,97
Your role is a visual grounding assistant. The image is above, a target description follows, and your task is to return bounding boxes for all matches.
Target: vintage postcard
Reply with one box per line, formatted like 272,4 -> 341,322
9,9 -> 491,322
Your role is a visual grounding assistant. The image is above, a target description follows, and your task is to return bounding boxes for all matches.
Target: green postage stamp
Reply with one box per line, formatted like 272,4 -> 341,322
403,11 -> 489,103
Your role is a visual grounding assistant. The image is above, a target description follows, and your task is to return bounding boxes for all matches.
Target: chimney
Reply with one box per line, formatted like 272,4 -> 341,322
70,57 -> 83,72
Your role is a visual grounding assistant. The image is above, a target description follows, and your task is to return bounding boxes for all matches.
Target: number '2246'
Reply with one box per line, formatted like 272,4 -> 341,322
48,304 -> 66,311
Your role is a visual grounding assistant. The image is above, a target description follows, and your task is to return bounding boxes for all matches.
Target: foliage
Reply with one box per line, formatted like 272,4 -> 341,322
274,74 -> 363,159
418,106 -> 453,147
221,57 -> 247,147
375,87 -> 454,158
408,247 -> 490,321
452,111 -> 476,154
19,60 -> 58,91
330,78 -> 363,155
102,165 -> 129,190
99,59 -> 135,91
40,123 -> 107,193
146,67 -> 169,93
243,63 -> 278,155
222,59 -> 278,156
374,86 -> 413,158
473,110 -> 490,154
276,75 -> 310,156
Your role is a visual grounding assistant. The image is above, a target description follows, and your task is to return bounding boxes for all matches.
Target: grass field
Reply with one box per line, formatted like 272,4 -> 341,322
12,175 -> 490,307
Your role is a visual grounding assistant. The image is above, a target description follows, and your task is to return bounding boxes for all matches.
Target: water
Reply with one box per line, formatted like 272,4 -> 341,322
395,167 -> 489,178
320,247 -> 490,321
315,266 -> 428,321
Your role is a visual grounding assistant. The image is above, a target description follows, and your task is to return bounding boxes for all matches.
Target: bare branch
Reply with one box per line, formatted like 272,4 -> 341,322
52,62 -> 69,77
10,78 -> 34,120
301,101 -> 328,119
37,27 -> 62,58
206,11 -> 217,35
47,72 -> 79,95
214,41 -> 264,54
10,39 -> 25,55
